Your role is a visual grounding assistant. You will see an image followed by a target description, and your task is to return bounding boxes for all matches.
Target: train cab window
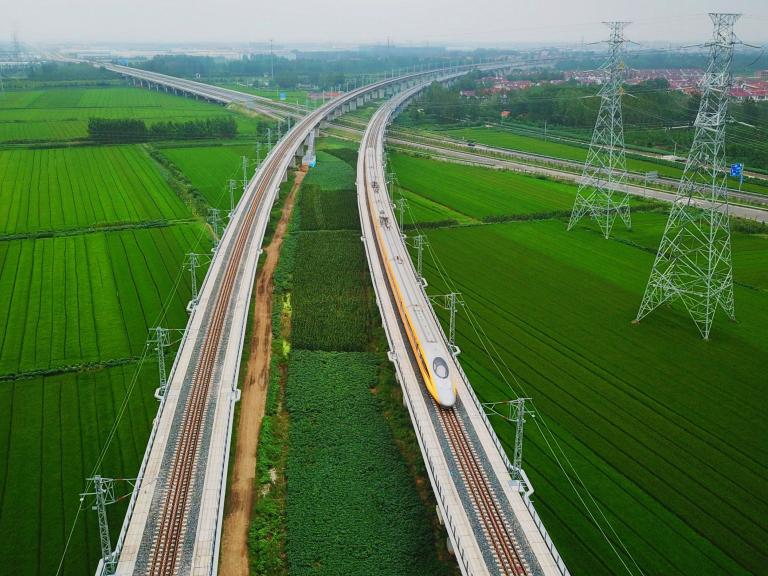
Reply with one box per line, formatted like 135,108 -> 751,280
432,357 -> 449,379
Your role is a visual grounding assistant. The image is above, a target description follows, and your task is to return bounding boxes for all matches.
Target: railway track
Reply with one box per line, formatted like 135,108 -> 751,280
361,103 -> 533,576
146,123 -> 287,575
439,407 -> 529,576
130,70 -> 462,575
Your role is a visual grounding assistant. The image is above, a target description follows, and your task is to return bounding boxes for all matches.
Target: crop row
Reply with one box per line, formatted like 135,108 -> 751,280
415,213 -> 767,575
0,223 -> 205,375
0,145 -> 190,235
0,361 -> 160,575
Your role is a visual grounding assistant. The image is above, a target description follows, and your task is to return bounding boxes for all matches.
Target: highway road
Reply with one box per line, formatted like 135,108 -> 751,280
358,79 -> 569,576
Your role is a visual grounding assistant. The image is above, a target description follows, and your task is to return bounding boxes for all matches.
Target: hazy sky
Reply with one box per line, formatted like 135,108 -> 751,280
5,0 -> 768,47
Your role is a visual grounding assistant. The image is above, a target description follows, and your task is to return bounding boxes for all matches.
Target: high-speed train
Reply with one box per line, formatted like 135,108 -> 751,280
364,148 -> 457,408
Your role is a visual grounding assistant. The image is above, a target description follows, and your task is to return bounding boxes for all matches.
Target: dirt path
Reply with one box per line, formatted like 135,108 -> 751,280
219,172 -> 304,576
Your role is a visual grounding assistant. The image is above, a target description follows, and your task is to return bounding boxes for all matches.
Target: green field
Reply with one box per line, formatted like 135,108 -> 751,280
248,137 -> 451,574
0,224 -> 206,375
160,143 -> 268,209
0,84 -> 220,576
389,152 -> 597,224
285,350 -> 449,575
0,86 -> 258,142
215,83 -> 315,107
393,155 -> 768,575
0,362 -> 160,574
431,126 -> 768,196
0,145 -> 191,235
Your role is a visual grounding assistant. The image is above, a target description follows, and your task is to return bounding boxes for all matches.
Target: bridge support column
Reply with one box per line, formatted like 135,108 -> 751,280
435,504 -> 444,526
446,537 -> 455,556
349,100 -> 357,112
281,170 -> 288,183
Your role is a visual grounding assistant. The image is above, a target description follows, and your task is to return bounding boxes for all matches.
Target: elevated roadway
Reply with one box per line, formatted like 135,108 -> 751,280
358,80 -> 570,576
97,62 -> 296,120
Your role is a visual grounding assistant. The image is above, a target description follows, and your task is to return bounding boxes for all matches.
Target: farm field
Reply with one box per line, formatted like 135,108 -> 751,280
0,361 -> 159,574
0,145 -> 191,236
214,83 -> 314,107
388,151 -> 637,224
285,350 -> 450,575
392,155 -> 768,575
160,143 -> 267,209
0,85 -> 258,143
0,223 -> 206,375
0,82 -> 220,576
247,137 -> 451,574
429,125 -> 768,195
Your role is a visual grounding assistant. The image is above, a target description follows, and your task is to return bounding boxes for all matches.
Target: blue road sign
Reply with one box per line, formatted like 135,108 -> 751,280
730,163 -> 743,177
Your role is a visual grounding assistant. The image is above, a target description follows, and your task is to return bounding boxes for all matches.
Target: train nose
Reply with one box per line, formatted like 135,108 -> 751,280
437,380 -> 456,408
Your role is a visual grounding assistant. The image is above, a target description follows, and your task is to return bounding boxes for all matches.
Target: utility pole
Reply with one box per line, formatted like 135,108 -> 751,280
241,157 -> 249,192
209,208 -> 221,249
186,252 -> 201,311
267,128 -> 272,150
430,292 -> 462,349
270,39 -> 274,81
396,197 -> 408,231
256,142 -> 262,169
81,476 -> 118,575
567,21 -> 632,239
148,327 -> 171,397
481,398 -> 531,481
412,235 -> 427,277
635,13 -> 740,340
229,179 -> 237,213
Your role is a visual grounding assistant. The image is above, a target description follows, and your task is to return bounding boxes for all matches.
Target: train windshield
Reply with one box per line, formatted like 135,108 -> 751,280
432,357 -> 449,379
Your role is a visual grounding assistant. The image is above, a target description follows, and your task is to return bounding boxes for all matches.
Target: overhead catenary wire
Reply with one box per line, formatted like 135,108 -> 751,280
54,145 -> 252,576
396,173 -> 647,576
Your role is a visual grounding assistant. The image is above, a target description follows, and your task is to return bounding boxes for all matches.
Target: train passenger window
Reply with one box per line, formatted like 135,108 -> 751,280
432,357 -> 449,379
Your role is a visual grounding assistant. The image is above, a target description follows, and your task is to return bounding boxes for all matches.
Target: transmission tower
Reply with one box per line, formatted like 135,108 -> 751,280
396,197 -> 408,231
412,235 -> 428,277
635,13 -> 740,340
228,179 -> 237,213
567,21 -> 631,238
241,157 -> 249,193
